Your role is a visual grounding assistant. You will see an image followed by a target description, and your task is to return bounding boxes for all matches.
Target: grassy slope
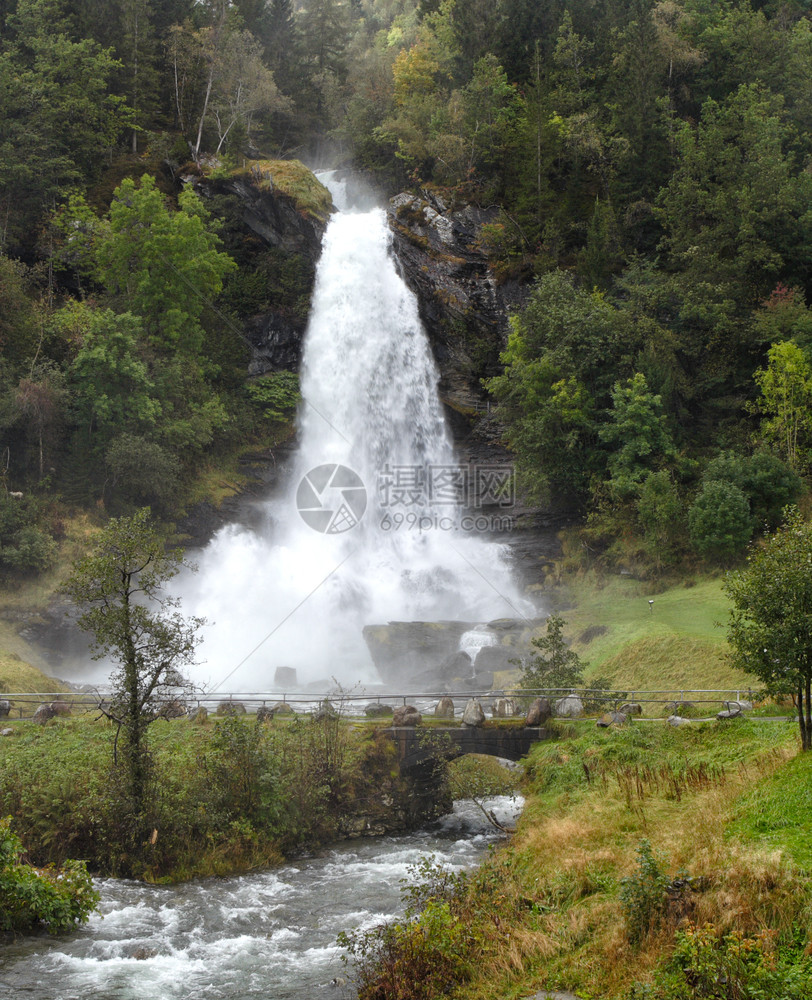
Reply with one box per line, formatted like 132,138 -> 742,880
559,575 -> 757,692
453,720 -> 810,1000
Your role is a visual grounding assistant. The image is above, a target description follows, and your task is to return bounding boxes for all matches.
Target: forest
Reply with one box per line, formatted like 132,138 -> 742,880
1,0 -> 812,573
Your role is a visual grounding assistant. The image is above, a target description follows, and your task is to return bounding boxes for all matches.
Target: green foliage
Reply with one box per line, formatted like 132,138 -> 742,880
630,923 -> 812,999
0,494 -> 57,577
600,373 -> 676,498
620,839 -> 671,945
636,471 -> 684,570
206,716 -> 281,827
339,856 -> 474,1000
753,340 -> 812,472
0,816 -> 98,933
246,371 -> 300,422
702,451 -> 803,534
520,613 -> 585,691
104,434 -> 181,516
725,508 -> 812,750
688,480 -> 752,563
95,175 -> 236,354
61,508 -> 204,841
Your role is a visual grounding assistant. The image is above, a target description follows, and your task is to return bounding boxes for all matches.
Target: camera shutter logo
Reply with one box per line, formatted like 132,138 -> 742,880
296,464 -> 367,533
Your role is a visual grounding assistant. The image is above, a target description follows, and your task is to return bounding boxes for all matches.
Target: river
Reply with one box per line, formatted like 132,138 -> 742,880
0,796 -> 521,1000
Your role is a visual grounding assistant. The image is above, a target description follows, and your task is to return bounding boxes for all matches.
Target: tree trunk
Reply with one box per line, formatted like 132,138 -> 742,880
803,674 -> 812,752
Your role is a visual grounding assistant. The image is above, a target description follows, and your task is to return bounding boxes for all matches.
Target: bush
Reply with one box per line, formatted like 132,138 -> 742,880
0,494 -> 57,576
0,817 -> 98,933
620,839 -> 671,945
688,480 -> 752,563
628,923 -> 812,999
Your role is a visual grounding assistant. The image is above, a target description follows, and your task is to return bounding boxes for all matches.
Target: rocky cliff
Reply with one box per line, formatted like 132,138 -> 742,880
386,191 -> 528,409
194,160 -> 331,374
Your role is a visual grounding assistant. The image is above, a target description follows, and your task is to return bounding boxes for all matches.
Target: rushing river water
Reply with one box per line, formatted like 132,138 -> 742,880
0,797 -> 521,1000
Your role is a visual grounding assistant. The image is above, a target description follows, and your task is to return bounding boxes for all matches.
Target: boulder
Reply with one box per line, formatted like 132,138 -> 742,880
434,696 -> 455,719
216,701 -> 246,716
596,711 -> 628,728
49,701 -> 72,717
717,707 -> 742,720
162,699 -> 186,719
1,727 -> 13,736
619,703 -> 643,716
33,704 -> 57,725
555,694 -> 584,719
364,702 -> 394,718
473,645 -> 522,674
667,701 -> 695,716
725,699 -> 752,712
270,701 -> 295,715
362,621 -> 475,686
0,700 -> 10,719
274,666 -> 298,688
190,706 -> 208,725
667,715 -> 692,727
256,705 -> 275,723
461,698 -> 486,727
131,946 -> 157,960
470,671 -> 494,690
393,705 -> 422,727
492,697 -> 518,718
437,650 -> 472,680
313,700 -> 338,721
525,697 -> 552,726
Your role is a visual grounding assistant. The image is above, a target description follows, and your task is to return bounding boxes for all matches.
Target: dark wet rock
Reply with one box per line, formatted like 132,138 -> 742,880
0,700 -> 10,718
313,700 -> 338,721
256,705 -> 274,723
270,701 -> 296,715
363,621 -> 475,686
619,703 -> 643,716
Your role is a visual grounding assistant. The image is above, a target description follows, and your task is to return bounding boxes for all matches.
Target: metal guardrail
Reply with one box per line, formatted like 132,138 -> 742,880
0,687 -> 759,721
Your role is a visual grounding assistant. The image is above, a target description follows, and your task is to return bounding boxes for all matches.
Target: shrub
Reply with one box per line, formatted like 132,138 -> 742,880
688,480 -> 752,563
620,839 -> 671,944
0,817 -> 98,933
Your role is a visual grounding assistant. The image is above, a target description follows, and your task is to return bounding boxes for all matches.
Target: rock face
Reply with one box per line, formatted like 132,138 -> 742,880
363,621 -> 475,686
274,666 -> 298,689
462,698 -> 486,727
392,705 -> 422,727
363,617 -> 545,688
195,169 -> 329,375
387,192 -> 526,405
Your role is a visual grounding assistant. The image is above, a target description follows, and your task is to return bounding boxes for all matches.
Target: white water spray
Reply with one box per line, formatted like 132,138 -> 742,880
179,178 -> 532,691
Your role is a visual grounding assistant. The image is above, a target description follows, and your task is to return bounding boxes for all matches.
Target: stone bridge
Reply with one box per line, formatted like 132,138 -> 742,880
384,725 -> 552,776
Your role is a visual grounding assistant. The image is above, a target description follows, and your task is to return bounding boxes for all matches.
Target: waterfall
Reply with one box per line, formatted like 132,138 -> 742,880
178,180 -> 532,691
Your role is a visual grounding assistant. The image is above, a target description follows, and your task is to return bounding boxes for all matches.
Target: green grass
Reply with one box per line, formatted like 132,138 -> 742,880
233,159 -> 333,221
727,751 -> 812,868
558,575 -> 757,692
0,650 -> 68,694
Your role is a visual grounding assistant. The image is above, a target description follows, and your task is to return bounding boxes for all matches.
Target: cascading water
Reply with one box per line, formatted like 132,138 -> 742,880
176,175 -> 533,692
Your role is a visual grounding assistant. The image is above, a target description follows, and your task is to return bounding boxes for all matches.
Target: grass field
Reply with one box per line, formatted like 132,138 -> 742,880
555,575 -> 757,692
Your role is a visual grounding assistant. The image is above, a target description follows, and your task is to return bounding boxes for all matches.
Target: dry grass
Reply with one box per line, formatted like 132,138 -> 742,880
451,723 -> 808,1000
